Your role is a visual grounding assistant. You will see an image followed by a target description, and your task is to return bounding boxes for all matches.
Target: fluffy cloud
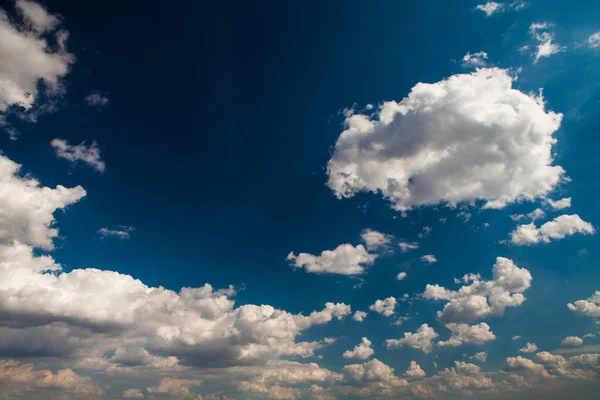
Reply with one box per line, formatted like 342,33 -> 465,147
528,23 -> 565,63
122,388 -> 144,398
386,324 -> 439,353
462,51 -> 488,68
472,352 -> 488,362
97,226 -> 135,240
51,139 -> 106,173
423,257 -> 532,324
590,32 -> 600,48
506,356 -> 549,377
0,358 -> 102,398
546,197 -> 571,210
396,272 -> 407,281
343,358 -> 408,386
360,229 -> 392,251
519,343 -> 538,353
352,311 -> 367,322
510,214 -> 595,245
326,68 -> 564,211
0,1 -> 74,117
147,377 -> 202,397
561,336 -> 583,346
475,2 -> 504,16
369,297 -> 397,317
404,361 -> 426,378
398,241 -> 418,252
437,323 -> 496,347
420,255 -> 437,264
568,291 -> 600,322
343,337 -> 374,360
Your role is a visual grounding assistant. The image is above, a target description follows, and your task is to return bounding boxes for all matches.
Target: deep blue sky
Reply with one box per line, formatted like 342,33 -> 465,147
1,0 -> 600,398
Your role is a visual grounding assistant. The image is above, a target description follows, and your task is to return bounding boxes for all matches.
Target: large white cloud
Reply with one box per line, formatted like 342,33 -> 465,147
568,291 -> 600,322
0,1 -> 74,115
326,68 -> 564,211
423,257 -> 532,324
510,214 -> 595,245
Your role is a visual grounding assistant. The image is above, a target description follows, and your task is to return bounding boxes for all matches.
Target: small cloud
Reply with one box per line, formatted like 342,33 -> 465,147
462,51 -> 489,68
528,22 -> 566,63
476,2 -> 504,16
589,32 -> 600,49
399,241 -> 419,252
51,138 -> 106,172
518,342 -> 538,353
97,226 -> 135,240
353,311 -> 367,322
418,226 -> 432,239
512,335 -> 522,340
546,197 -> 571,210
397,272 -> 408,281
420,255 -> 437,264
561,336 -> 583,346
84,91 -> 110,108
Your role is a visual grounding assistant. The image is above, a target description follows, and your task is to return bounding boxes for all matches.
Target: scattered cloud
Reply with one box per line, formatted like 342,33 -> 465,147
122,388 -> 144,398
438,323 -> 496,347
353,311 -> 367,322
97,226 -> 135,240
398,241 -> 419,252
51,139 -> 106,172
84,92 -> 110,108
512,335 -> 522,340
471,352 -> 488,362
510,214 -> 595,245
360,229 -> 393,251
546,197 -> 571,210
343,337 -> 374,360
420,255 -> 438,264
519,342 -> 538,353
397,271 -> 408,281
387,324 -> 439,353
462,51 -> 489,68
326,68 -> 564,211
405,361 -> 426,377
475,2 -> 504,16
287,243 -> 375,275
369,297 -> 397,317
589,32 -> 600,48
568,291 -> 600,323
528,22 -> 565,63
561,336 -> 584,346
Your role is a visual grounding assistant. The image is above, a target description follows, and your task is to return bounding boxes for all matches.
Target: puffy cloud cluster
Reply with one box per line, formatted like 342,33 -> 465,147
519,343 -> 538,353
568,291 -> 600,322
326,68 -> 564,211
510,214 -> 595,245
462,51 -> 488,68
561,336 -> 583,346
51,139 -> 106,172
546,197 -> 571,210
437,323 -> 496,347
369,297 -> 397,317
342,337 -> 374,360
386,324 -> 439,353
404,361 -> 426,378
472,352 -> 488,362
0,1 -> 74,119
423,257 -> 532,324
287,230 -> 391,275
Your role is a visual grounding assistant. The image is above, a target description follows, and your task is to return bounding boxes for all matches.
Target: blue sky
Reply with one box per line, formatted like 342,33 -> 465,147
1,0 -> 600,399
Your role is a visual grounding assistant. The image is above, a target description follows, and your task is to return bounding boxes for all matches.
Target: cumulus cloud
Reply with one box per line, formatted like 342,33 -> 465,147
568,291 -> 600,323
510,214 -> 595,245
561,336 -> 583,346
512,335 -> 522,340
398,241 -> 418,252
475,2 -> 504,16
84,92 -> 110,108
506,356 -> 549,377
519,343 -> 538,353
326,68 -> 564,212
420,255 -> 437,264
386,324 -> 439,353
343,337 -> 374,360
528,23 -> 565,63
360,229 -> 393,251
343,358 -> 408,386
397,272 -> 408,281
472,352 -> 488,362
437,323 -> 496,347
0,1 -> 74,119
423,257 -> 532,324
546,197 -> 571,210
97,226 -> 135,240
287,243 -> 374,275
51,139 -> 106,173
405,361 -> 426,378
590,32 -> 600,48
122,388 -> 144,398
369,297 -> 397,317
352,311 -> 367,322
462,51 -> 489,68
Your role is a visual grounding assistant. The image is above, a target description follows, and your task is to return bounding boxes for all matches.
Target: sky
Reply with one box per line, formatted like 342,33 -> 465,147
0,0 -> 600,399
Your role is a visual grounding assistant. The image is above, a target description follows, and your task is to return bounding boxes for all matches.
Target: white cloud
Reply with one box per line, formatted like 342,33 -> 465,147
343,358 -> 407,386
386,324 -> 439,353
51,139 -> 106,172
84,92 -> 110,108
369,297 -> 397,317
462,51 -> 489,68
0,2 -> 74,115
326,68 -> 564,211
437,323 -> 496,347
405,361 -> 426,378
423,257 -> 532,324
519,342 -> 538,353
0,358 -> 103,398
397,271 -> 408,281
512,335 -> 522,340
568,291 -> 600,322
546,197 -> 571,210
589,32 -> 600,48
97,226 -> 135,240
147,377 -> 202,397
353,311 -> 367,322
472,352 -> 488,362
528,22 -> 565,63
287,243 -> 375,275
360,229 -> 392,251
343,337 -> 374,360
398,241 -> 418,252
506,356 -> 549,377
561,336 -> 583,346
510,214 -> 595,245
476,2 -> 504,16
122,388 -> 144,398
420,255 -> 437,264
